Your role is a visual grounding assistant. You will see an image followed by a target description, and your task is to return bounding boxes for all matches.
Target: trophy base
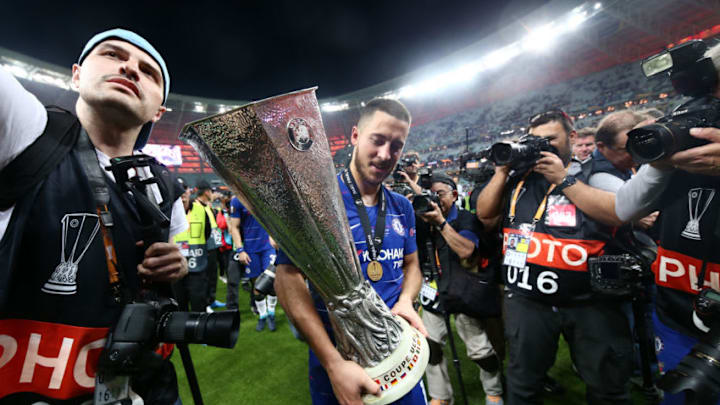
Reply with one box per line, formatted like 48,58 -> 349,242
362,317 -> 429,405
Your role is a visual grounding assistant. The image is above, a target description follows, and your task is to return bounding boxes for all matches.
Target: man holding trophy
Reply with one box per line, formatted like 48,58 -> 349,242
275,98 -> 428,405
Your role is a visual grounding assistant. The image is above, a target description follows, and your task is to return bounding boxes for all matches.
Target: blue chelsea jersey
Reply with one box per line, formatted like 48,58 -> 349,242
277,173 -> 417,310
229,197 -> 273,253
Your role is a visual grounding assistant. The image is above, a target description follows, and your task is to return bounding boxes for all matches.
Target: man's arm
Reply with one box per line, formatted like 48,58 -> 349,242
476,166 -> 510,221
615,164 -> 673,222
229,217 -> 251,265
397,171 -> 423,195
0,65 -> 48,171
275,264 -> 380,405
391,252 -> 428,336
419,202 -> 475,260
535,151 -> 623,226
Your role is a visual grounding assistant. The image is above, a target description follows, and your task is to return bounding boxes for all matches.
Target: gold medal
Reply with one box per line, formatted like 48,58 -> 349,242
367,260 -> 383,282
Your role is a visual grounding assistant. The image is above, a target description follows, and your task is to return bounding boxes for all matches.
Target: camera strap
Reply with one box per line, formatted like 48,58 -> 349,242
76,130 -> 129,304
508,171 -> 556,225
341,169 -> 386,281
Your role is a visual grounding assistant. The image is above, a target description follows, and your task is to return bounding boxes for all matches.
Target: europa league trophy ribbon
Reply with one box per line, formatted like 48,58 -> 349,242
179,88 -> 428,404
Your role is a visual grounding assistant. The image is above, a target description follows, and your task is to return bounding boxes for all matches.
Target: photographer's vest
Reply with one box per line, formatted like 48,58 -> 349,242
422,206 -> 499,315
501,167 -> 614,305
651,171 -> 720,337
173,201 -> 212,273
0,110 -> 181,403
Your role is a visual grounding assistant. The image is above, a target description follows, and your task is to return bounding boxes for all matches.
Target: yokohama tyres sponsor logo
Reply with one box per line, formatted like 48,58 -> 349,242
652,246 -> 720,294
502,228 -> 605,271
0,319 -> 108,400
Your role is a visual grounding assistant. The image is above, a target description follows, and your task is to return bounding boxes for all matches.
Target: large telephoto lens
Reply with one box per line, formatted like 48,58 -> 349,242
158,310 -> 240,348
489,142 -> 533,166
626,124 -> 678,164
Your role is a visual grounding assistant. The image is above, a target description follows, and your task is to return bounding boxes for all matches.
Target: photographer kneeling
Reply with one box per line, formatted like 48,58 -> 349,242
417,174 -> 504,405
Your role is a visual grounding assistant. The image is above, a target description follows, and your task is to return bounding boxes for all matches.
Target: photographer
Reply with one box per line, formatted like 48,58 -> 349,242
396,151 -> 424,195
476,109 -> 632,404
0,29 -> 187,404
418,174 -> 503,405
615,41 -> 720,404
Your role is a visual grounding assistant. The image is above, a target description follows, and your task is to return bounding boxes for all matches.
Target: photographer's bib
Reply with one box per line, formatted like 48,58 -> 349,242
501,171 -> 611,304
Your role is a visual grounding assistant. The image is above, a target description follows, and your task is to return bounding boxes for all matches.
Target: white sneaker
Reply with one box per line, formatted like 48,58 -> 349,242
206,306 -> 214,313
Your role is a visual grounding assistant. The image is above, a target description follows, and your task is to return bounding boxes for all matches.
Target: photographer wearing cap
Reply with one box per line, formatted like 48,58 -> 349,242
615,41 -> 720,404
417,173 -> 503,405
0,29 -> 188,403
476,109 -> 632,404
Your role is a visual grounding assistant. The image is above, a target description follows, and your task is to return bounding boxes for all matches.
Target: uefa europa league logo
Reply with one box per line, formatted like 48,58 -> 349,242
42,213 -> 100,295
681,188 -> 715,241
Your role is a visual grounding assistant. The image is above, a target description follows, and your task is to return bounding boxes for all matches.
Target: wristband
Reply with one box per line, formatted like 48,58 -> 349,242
235,247 -> 245,253
437,220 -> 447,231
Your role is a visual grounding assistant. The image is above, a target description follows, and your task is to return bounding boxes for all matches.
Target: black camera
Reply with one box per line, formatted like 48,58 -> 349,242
488,134 -> 558,172
98,296 -> 240,374
659,288 -> 720,404
588,229 -> 658,297
627,40 -> 720,164
458,151 -> 495,184
254,264 -> 276,295
413,189 -> 440,213
99,156 -> 240,376
588,254 -> 652,297
392,155 -> 418,181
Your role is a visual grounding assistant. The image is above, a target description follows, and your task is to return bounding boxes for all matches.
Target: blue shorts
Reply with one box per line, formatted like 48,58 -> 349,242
244,248 -> 276,278
308,349 -> 427,405
653,311 -> 718,405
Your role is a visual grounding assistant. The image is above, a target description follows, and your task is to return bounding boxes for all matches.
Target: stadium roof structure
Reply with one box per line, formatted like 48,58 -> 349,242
2,0 -> 719,164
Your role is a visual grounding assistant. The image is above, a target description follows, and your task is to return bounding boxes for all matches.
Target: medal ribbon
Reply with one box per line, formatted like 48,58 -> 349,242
342,169 -> 386,262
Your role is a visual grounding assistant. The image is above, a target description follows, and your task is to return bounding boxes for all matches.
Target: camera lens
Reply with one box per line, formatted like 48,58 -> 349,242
626,124 -> 677,164
490,143 -> 513,165
158,310 -> 240,348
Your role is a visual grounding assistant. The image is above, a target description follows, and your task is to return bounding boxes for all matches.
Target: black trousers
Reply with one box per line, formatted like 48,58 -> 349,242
205,249 -> 219,305
226,259 -> 244,311
173,271 -> 208,312
504,292 -> 633,405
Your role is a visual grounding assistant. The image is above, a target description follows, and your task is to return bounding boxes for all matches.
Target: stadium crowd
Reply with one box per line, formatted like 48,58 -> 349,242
3,25 -> 720,405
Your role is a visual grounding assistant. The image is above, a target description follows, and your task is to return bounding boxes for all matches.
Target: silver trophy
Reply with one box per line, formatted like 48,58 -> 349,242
179,88 -> 428,404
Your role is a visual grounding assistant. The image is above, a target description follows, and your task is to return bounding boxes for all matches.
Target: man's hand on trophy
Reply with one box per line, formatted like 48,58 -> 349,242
419,201 -> 444,227
669,127 -> 720,176
326,358 -> 380,405
234,248 -> 251,265
392,297 -> 429,337
136,241 -> 188,282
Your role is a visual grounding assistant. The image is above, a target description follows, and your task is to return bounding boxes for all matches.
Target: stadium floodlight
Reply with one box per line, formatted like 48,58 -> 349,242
321,102 -> 349,112
483,44 -> 521,69
568,10 -> 587,30
193,103 -> 206,113
2,63 -> 29,79
594,2 -> 602,10
31,71 -> 70,90
522,23 -> 562,52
